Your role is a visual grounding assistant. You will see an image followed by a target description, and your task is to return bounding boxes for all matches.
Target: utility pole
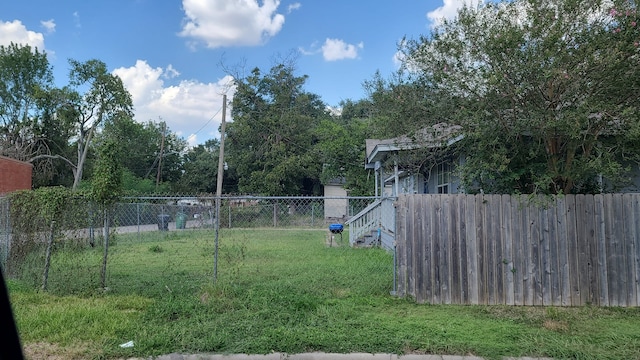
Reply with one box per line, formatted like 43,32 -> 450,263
214,94 -> 227,281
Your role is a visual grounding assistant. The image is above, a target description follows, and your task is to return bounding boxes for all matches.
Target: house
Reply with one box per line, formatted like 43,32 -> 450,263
0,156 -> 32,195
364,122 -> 464,197
346,123 -> 463,250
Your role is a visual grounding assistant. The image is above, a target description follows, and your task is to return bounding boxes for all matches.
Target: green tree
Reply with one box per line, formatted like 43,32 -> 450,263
314,100 -> 375,196
175,139 -> 236,194
91,133 -> 123,205
64,59 -> 133,190
91,131 -> 123,289
102,117 -> 156,179
0,43 -> 54,161
401,0 -> 640,194
31,87 -> 77,187
175,140 -> 217,193
100,118 -> 186,193
147,121 -> 186,189
363,70 -> 447,139
356,72 -> 463,195
226,63 -> 328,195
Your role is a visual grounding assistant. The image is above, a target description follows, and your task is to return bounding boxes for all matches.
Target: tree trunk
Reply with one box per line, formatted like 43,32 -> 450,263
41,221 -> 55,291
73,124 -> 98,190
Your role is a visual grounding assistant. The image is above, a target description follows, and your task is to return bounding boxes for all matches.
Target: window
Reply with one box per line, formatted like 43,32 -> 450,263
436,162 -> 450,194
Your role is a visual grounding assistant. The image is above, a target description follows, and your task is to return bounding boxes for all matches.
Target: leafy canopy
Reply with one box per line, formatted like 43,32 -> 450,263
401,0 -> 640,194
0,43 -> 54,161
227,63 -> 328,195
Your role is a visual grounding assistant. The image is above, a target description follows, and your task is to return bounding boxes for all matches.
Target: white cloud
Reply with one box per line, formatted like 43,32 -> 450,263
287,2 -> 301,13
73,11 -> 81,28
0,20 -> 46,51
427,0 -> 483,28
179,0 -> 285,48
163,64 -> 181,79
321,38 -> 363,61
40,19 -> 56,34
113,60 -> 235,147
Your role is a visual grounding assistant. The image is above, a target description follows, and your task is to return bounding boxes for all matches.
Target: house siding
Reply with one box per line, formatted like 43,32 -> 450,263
0,156 -> 33,194
424,155 -> 465,194
399,173 -> 423,194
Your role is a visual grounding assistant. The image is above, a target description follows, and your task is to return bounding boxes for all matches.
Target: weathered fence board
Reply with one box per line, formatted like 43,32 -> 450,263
450,196 -> 461,305
407,195 -> 416,302
423,196 -> 433,301
395,193 -> 640,307
634,195 -> 640,305
605,194 -> 619,306
623,194 -> 636,306
543,204 -> 553,305
512,196 -> 524,305
547,202 -> 560,306
465,195 -> 478,305
397,196 -> 408,297
556,196 -> 571,307
594,195 -> 609,306
584,195 -> 598,306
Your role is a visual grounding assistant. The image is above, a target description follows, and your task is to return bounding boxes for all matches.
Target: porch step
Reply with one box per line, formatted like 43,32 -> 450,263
354,230 -> 380,247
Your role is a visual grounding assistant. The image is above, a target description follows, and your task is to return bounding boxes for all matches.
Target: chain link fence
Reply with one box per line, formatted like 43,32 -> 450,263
0,195 -> 397,296
113,196 -> 375,234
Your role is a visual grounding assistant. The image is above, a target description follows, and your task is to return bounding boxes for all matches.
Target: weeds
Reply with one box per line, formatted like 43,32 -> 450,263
9,229 -> 640,360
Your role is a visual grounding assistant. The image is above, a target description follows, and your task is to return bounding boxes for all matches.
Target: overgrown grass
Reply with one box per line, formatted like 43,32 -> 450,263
8,229 -> 640,359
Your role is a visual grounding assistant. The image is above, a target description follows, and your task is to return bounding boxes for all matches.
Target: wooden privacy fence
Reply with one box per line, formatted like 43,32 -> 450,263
394,193 -> 640,307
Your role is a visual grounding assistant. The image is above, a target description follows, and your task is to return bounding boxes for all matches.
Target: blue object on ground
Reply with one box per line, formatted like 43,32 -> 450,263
329,223 -> 344,233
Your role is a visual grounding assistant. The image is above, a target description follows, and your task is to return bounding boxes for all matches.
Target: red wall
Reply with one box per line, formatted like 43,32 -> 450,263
0,156 -> 32,194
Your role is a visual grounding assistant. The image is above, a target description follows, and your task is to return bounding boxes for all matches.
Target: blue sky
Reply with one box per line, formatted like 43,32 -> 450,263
1,0 -> 478,146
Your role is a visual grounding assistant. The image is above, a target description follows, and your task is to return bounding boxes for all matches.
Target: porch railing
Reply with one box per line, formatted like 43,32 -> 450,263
345,197 -> 396,250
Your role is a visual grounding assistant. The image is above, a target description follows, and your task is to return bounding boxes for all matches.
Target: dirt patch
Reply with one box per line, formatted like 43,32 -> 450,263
23,342 -> 89,360
325,231 -> 344,247
23,342 -> 145,360
543,319 -> 569,332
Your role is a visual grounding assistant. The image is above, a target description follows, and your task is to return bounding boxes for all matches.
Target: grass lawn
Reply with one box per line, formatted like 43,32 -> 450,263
7,228 -> 640,360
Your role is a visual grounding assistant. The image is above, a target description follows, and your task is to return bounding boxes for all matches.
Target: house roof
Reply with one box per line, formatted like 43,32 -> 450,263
365,123 -> 463,165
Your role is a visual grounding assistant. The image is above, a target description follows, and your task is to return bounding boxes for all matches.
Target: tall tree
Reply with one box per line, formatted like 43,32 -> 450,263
31,87 -> 77,187
101,117 -> 157,179
401,0 -> 640,194
313,100 -> 375,196
0,43 -> 54,161
100,118 -> 186,193
145,121 -> 187,188
64,59 -> 133,190
227,63 -> 328,195
363,70 -> 448,139
91,130 -> 124,288
174,139 -> 237,194
175,140 -> 218,194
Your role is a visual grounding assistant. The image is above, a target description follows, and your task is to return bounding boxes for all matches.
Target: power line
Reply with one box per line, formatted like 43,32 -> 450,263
188,106 -> 224,142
